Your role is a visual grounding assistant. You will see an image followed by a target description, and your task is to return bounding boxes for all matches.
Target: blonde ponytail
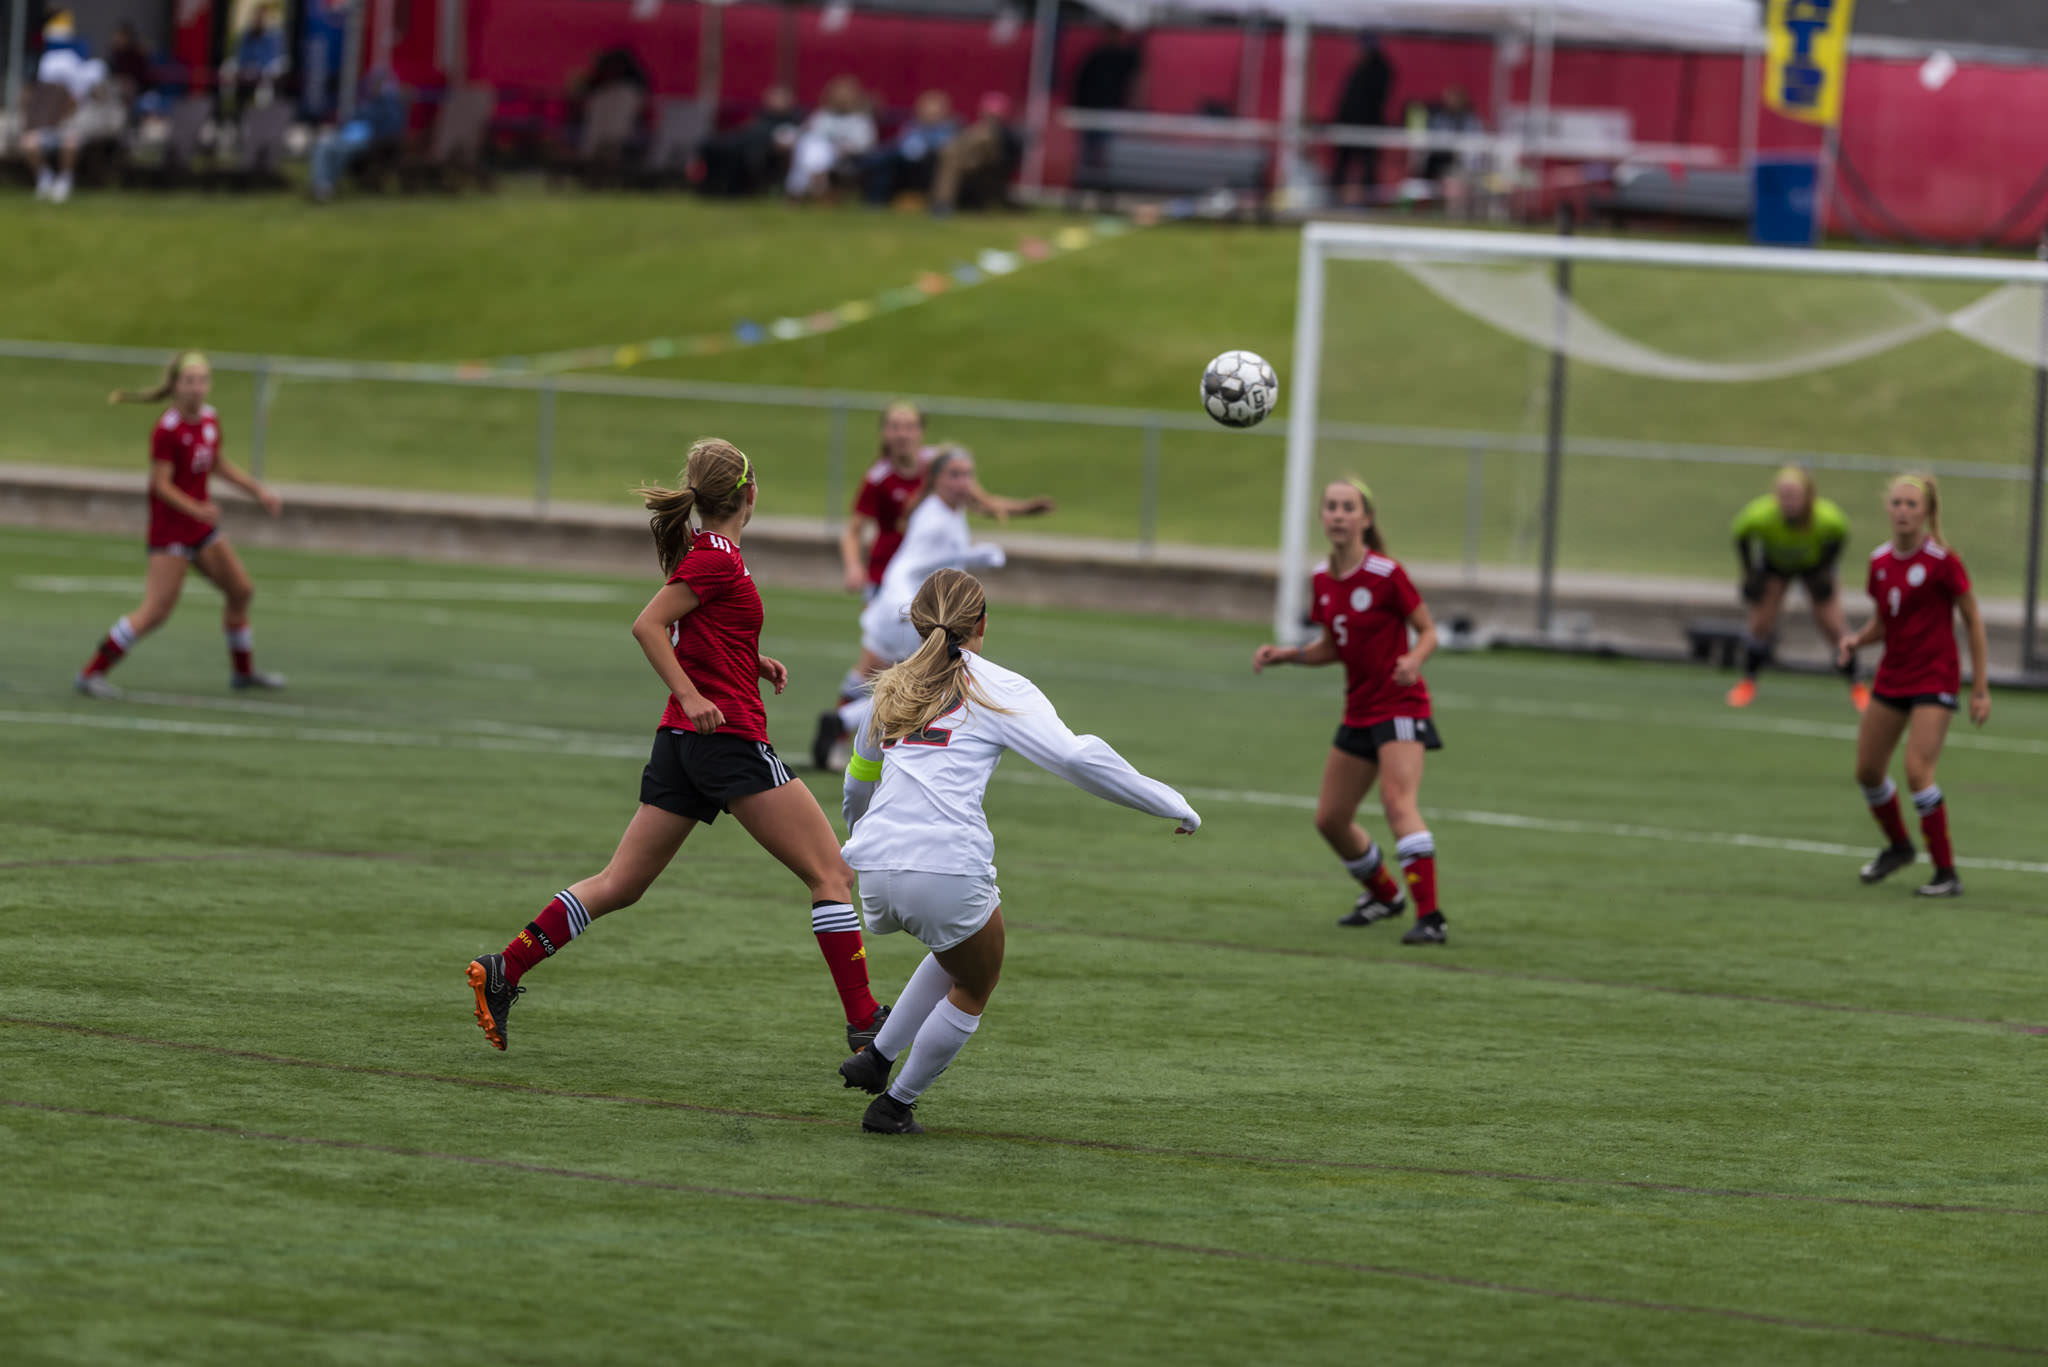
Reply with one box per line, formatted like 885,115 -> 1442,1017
633,437 -> 756,574
109,350 -> 207,406
867,568 -> 1010,747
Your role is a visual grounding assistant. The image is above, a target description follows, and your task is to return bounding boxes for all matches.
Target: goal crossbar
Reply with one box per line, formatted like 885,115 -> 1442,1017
1279,224 -> 2048,645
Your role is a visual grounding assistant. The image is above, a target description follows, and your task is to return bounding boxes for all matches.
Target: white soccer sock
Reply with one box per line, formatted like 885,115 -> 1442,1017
1862,777 -> 1897,807
873,953 -> 953,1061
110,616 -> 138,649
810,900 -> 860,935
1395,830 -> 1436,863
887,997 -> 980,1104
1341,841 -> 1384,882
837,692 -> 874,737
226,625 -> 253,652
1911,784 -> 1944,815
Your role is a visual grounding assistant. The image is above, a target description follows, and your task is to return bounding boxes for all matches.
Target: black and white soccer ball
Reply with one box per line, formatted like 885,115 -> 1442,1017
1200,350 -> 1279,429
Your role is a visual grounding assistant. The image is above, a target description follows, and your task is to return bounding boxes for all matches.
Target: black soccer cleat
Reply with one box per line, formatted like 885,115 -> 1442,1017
861,1092 -> 925,1134
1338,889 -> 1407,927
1915,868 -> 1963,898
839,1044 -> 894,1095
1400,911 -> 1448,946
1859,842 -> 1916,885
466,953 -> 524,1051
847,1002 -> 890,1054
812,710 -> 845,772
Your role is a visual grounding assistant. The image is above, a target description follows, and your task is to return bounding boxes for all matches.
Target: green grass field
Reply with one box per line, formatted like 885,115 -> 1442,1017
5,526 -> 2046,1365
5,191 -> 2045,593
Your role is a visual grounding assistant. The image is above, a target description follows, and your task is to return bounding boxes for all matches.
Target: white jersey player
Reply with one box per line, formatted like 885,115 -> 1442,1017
836,568 -> 1199,1134
838,449 -> 1005,742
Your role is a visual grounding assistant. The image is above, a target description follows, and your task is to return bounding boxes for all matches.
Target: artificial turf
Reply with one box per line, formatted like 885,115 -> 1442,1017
4,526 -> 2045,1365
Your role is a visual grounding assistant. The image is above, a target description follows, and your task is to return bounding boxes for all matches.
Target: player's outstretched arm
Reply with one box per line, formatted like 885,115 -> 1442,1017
967,480 -> 1056,523
896,541 -> 1007,584
1253,627 -> 1339,673
631,582 -> 724,733
998,686 -> 1199,833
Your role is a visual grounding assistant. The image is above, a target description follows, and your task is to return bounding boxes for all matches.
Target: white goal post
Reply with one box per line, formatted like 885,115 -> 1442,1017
1278,222 -> 2048,663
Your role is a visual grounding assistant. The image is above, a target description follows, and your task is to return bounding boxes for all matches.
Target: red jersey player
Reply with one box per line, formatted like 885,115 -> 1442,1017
818,402 -> 1054,769
467,438 -> 888,1054
1839,473 -> 1991,898
1253,479 -> 1447,944
75,351 -> 285,699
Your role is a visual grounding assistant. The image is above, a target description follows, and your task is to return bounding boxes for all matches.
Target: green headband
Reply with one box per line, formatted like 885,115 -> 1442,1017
735,453 -> 753,492
1344,477 -> 1374,505
176,351 -> 209,373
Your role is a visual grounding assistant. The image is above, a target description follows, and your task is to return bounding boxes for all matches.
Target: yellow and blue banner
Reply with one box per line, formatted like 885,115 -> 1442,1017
1764,0 -> 1858,127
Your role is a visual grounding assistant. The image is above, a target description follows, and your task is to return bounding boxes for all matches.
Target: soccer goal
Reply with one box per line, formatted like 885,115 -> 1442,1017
1279,222 -> 2048,673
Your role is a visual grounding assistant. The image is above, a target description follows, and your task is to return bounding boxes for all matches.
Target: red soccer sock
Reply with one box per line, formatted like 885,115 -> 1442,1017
812,900 -> 880,1024
82,617 -> 137,676
1914,787 -> 1954,869
1395,831 -> 1439,917
1365,863 -> 1402,906
499,890 -> 592,987
227,625 -> 254,677
1863,780 -> 1911,847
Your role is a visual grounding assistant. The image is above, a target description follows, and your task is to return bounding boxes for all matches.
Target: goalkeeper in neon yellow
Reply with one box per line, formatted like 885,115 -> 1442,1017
1727,467 -> 1867,712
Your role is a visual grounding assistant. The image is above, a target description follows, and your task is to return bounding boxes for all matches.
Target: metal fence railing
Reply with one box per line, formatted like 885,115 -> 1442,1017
4,337 -> 2042,632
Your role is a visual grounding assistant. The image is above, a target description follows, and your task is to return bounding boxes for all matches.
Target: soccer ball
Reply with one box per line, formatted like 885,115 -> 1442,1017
1200,350 -> 1279,429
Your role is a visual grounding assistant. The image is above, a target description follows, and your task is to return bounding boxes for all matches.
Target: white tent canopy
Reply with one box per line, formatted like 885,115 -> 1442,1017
1028,0 -> 1764,197
1073,0 -> 1761,51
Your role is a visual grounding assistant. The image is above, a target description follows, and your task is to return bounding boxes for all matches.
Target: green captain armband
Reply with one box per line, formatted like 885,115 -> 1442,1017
846,754 -> 883,782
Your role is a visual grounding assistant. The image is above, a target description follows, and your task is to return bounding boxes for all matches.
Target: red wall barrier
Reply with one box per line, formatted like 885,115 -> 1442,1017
428,4 -> 2048,244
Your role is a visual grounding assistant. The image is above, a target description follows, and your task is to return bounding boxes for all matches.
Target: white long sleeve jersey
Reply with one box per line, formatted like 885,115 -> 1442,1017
841,651 -> 1199,878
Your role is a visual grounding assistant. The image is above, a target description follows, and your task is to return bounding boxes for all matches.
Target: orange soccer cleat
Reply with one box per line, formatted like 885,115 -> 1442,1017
1725,678 -> 1758,708
1849,682 -> 1872,713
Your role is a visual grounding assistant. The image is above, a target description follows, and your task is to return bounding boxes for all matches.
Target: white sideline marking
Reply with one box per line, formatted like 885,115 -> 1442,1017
6,707 -> 2044,877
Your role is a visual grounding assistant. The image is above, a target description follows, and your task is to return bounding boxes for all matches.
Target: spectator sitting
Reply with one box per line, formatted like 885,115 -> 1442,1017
308,67 -> 407,202
223,2 -> 289,109
786,75 -> 875,199
1422,85 -> 1482,183
861,89 -> 955,205
699,85 -> 801,197
932,92 -> 1021,216
23,17 -> 117,205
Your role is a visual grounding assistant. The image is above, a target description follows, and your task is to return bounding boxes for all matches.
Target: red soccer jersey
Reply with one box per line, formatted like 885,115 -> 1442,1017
853,452 -> 931,586
147,405 -> 221,548
1867,539 -> 1971,698
658,531 -> 770,742
1310,552 -> 1431,728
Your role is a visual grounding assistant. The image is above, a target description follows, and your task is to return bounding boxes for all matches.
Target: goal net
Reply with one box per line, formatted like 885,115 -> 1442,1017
1278,224 -> 2048,673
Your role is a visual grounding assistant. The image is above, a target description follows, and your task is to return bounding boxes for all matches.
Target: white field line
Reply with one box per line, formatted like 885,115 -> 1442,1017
5,707 -> 2044,877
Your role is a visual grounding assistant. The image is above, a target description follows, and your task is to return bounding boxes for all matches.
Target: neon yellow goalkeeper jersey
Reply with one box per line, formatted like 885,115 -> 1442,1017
1731,494 -> 1850,574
